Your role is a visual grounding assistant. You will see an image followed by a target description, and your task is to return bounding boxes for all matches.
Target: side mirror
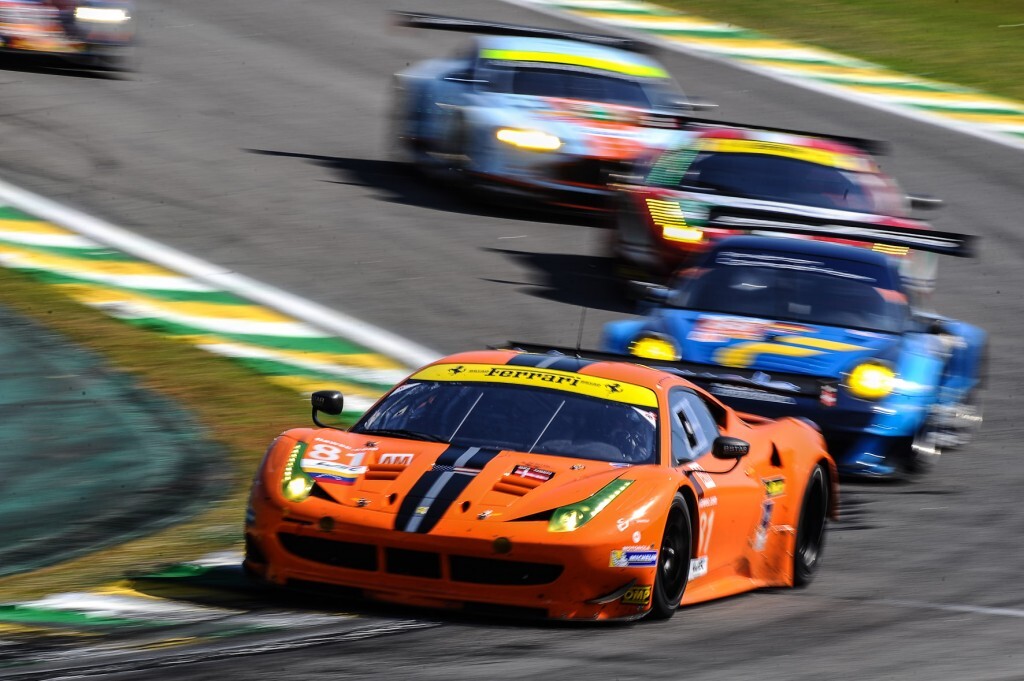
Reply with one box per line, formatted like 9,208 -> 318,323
627,281 -> 671,303
312,390 -> 344,416
712,436 -> 749,460
907,194 -> 944,211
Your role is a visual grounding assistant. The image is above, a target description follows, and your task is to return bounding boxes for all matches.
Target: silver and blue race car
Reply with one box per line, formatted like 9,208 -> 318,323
390,12 -> 711,211
600,211 -> 986,478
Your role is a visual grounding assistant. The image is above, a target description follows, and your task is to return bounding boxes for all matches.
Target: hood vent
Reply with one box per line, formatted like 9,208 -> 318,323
493,475 -> 545,497
364,463 -> 407,481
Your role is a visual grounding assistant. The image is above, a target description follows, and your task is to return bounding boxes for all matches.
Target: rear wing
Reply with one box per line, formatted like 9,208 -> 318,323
501,342 -> 830,400
680,116 -> 888,156
393,11 -> 651,53
707,207 -> 976,258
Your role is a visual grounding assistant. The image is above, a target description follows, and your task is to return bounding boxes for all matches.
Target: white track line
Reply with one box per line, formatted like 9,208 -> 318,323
500,0 -> 1024,153
0,177 -> 441,369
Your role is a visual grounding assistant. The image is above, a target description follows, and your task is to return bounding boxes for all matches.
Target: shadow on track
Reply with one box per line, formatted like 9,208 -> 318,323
483,247 -> 633,315
0,53 -> 127,79
243,149 -> 603,228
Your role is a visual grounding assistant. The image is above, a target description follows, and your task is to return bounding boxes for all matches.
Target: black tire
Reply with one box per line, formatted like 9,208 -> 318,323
793,463 -> 829,587
647,493 -> 692,620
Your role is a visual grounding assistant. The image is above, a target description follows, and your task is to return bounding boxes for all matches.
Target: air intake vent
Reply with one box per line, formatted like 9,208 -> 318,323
493,475 -> 544,497
364,463 -> 406,481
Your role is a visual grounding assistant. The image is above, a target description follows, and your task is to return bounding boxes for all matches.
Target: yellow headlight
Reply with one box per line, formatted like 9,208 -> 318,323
495,128 -> 562,151
283,476 -> 314,501
846,362 -> 896,400
629,337 -> 679,361
662,225 -> 704,243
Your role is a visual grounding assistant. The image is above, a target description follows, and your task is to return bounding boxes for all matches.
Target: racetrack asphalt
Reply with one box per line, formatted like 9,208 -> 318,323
0,0 -> 1022,679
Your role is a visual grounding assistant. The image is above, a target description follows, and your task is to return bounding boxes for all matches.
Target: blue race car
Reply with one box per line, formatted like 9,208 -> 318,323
601,211 -> 985,477
391,12 -> 711,211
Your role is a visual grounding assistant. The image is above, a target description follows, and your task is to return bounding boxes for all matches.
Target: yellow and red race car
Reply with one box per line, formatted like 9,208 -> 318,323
245,348 -> 837,621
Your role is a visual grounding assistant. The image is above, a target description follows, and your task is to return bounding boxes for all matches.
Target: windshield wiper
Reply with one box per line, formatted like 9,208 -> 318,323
357,428 -> 449,443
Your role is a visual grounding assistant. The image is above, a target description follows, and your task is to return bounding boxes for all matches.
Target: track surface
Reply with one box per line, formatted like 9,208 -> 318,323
1,1 -> 1023,679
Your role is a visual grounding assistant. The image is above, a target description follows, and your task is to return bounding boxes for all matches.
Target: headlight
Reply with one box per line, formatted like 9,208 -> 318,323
845,362 -> 896,400
495,128 -> 562,151
74,7 -> 130,22
281,442 -> 314,502
629,336 -> 679,362
549,480 -> 633,532
662,225 -> 704,243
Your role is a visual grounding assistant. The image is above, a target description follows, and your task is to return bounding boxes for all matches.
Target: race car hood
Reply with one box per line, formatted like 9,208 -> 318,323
290,430 -> 634,534
476,93 -> 686,159
661,311 -> 903,377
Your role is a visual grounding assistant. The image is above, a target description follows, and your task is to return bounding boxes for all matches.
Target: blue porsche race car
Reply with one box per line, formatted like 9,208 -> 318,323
600,211 -> 986,477
390,12 -> 711,211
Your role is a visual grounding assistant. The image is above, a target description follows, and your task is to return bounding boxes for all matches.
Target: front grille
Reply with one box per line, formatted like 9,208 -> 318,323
278,533 -> 378,571
386,548 -> 442,578
450,556 -> 563,585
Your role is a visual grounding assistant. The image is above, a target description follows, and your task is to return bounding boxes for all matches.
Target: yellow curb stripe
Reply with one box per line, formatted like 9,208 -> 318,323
176,334 -> 404,370
0,243 -> 174,277
52,283 -> 299,323
265,374 -> 386,400
0,218 -> 75,234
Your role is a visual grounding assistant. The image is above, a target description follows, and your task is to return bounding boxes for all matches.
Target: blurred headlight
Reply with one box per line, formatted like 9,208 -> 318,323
496,128 -> 562,151
846,362 -> 896,400
281,442 -> 314,502
662,225 -> 703,243
75,7 -> 130,22
549,480 -> 633,532
629,336 -> 679,362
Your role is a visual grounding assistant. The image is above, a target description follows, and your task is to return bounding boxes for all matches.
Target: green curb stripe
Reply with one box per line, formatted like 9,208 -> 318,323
0,606 -> 148,629
525,0 -> 1024,147
0,205 -> 413,421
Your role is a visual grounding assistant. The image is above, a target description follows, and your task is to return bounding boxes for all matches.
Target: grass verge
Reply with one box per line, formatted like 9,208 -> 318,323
660,0 -> 1024,103
0,266 -> 316,601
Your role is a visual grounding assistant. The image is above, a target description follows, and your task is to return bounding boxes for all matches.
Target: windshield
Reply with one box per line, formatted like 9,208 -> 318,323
479,64 -> 669,108
672,249 -> 908,333
651,150 -> 906,215
353,381 -> 658,465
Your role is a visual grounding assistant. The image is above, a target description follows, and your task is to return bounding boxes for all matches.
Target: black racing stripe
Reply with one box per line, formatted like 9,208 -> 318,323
436,445 -> 474,467
465,447 -> 503,470
415,473 -> 476,534
507,353 -> 596,373
395,470 -> 448,531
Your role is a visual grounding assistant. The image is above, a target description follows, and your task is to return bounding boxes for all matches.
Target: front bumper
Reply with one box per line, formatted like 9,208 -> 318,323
245,485 -> 657,621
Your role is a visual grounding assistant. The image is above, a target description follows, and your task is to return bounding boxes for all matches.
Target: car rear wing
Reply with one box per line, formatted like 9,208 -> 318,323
679,116 -> 888,156
393,11 -> 652,53
500,342 -> 831,400
707,207 -> 977,258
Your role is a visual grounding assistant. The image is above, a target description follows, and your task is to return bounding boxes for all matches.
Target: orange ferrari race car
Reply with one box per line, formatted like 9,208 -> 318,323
244,348 -> 838,621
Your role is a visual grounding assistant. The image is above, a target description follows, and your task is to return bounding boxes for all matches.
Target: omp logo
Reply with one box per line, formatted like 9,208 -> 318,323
763,477 -> 786,498
485,368 -> 580,386
379,453 -> 414,466
622,585 -> 652,606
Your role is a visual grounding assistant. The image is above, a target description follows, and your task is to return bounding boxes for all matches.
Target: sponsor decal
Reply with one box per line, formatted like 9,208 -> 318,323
632,530 -> 642,543
820,384 -> 838,407
753,500 -> 775,551
686,463 -> 716,490
411,363 -> 658,407
763,477 -> 786,498
616,515 -> 650,532
689,316 -> 768,343
301,459 -> 366,485
610,545 -> 658,568
509,464 -> 554,482
710,383 -> 797,405
689,557 -> 709,580
379,453 -> 414,466
698,496 -> 718,509
621,585 -> 653,606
